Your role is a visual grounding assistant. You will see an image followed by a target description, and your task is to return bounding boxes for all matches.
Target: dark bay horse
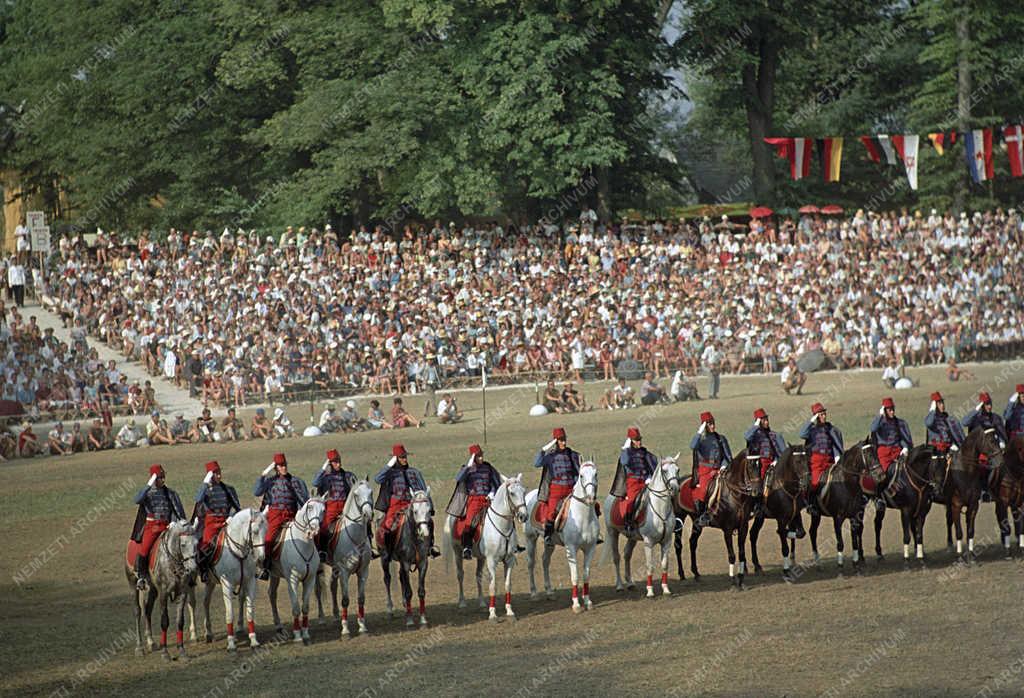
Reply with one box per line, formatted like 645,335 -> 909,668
994,435 -> 1024,558
866,444 -> 934,568
749,445 -> 809,580
939,427 -> 1004,562
808,441 -> 868,575
675,451 -> 757,590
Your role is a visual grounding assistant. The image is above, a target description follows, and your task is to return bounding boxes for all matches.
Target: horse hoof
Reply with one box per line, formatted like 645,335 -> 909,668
625,583 -> 636,591
572,605 -> 582,614
302,637 -> 311,646
275,625 -> 284,634
529,592 -> 538,601
876,554 -> 884,562
205,633 -> 214,644
227,645 -> 237,653
420,617 -> 428,627
134,647 -> 146,657
317,617 -> 326,626
489,615 -> 499,623
161,650 -> 171,662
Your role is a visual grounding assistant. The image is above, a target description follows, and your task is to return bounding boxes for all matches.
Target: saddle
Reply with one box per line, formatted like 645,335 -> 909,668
268,526 -> 289,561
125,534 -> 164,572
610,491 -> 648,529
205,527 -> 228,567
319,518 -> 345,562
375,509 -> 407,553
530,496 -> 573,532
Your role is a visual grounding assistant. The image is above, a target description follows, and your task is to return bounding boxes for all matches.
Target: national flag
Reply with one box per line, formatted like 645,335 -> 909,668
1004,125 -> 1024,177
891,134 -> 920,190
963,128 -> 994,183
764,137 -> 812,180
927,131 -> 957,155
859,135 -> 898,165
816,137 -> 843,182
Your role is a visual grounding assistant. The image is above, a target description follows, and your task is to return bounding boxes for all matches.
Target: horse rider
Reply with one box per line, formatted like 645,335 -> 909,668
611,426 -> 659,534
312,448 -> 366,561
961,392 -> 1008,500
1005,384 -> 1024,442
534,427 -> 580,544
869,397 -> 913,495
744,407 -> 786,516
446,444 -> 501,559
799,403 -> 844,515
924,391 -> 964,496
192,460 -> 240,583
254,452 -> 310,580
690,413 -> 732,527
131,464 -> 186,591
373,444 -> 441,558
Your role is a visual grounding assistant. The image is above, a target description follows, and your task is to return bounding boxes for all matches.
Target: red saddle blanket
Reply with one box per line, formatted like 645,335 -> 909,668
610,495 -> 647,529
125,536 -> 162,572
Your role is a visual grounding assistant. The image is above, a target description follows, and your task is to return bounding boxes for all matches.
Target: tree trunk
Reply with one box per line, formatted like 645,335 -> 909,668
743,37 -> 778,203
596,165 -> 611,221
954,9 -> 970,213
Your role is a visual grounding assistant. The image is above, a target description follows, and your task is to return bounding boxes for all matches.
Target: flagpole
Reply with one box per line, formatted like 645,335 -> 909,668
481,354 -> 488,445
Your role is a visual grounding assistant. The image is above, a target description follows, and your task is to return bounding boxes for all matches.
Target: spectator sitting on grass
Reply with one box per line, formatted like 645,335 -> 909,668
170,414 -> 193,444
340,400 -> 365,431
391,397 -> 423,428
272,407 -> 295,437
220,407 -> 248,441
115,418 -> 143,448
318,403 -> 343,433
48,421 -> 72,456
947,359 -> 975,382
88,417 -> 112,451
882,359 -> 902,389
543,379 -> 565,414
18,422 -> 40,457
191,407 -> 217,442
251,407 -> 275,439
367,399 -> 393,429
781,357 -> 806,395
147,412 -> 173,445
562,382 -> 591,412
640,371 -> 669,405
436,393 -> 463,423
70,422 -> 85,452
0,425 -> 18,459
670,370 -> 699,402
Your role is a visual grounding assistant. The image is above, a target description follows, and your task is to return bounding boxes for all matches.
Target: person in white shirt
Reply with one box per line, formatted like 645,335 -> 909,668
882,361 -> 902,388
436,393 -> 463,423
780,357 -> 806,395
273,407 -> 295,437
318,404 -> 342,432
115,419 -> 144,448
7,258 -> 26,307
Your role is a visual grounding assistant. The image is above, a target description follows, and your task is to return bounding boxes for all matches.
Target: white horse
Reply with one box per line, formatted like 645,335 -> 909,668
443,474 -> 528,621
524,461 -> 602,612
268,497 -> 325,644
315,479 -> 374,637
189,508 -> 268,651
381,489 -> 433,627
603,455 -> 681,597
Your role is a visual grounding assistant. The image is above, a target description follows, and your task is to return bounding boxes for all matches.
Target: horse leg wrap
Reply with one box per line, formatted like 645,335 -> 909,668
571,586 -> 578,599
405,602 -> 412,615
247,621 -> 255,635
160,630 -> 167,647
489,595 -> 496,609
227,622 -> 234,636
341,608 -> 348,621
646,574 -> 653,588
583,583 -> 590,597
505,592 -> 511,606
418,598 -> 426,615
358,604 -> 365,619
661,572 -> 668,586
301,615 -> 309,629
292,618 -> 300,631
176,630 -> 183,646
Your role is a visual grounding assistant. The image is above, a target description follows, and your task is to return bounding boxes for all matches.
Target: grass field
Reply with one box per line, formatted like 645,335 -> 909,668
2,361 -> 1023,697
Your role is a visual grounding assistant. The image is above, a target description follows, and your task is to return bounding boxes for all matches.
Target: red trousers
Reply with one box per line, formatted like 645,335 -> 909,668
454,495 -> 490,538
201,514 -> 227,549
615,477 -> 647,520
382,497 -> 409,532
810,452 -> 833,490
539,484 -> 573,523
320,499 -> 346,537
265,508 -> 295,545
876,444 -> 902,472
138,520 -> 168,560
758,457 -> 773,479
691,466 -> 718,503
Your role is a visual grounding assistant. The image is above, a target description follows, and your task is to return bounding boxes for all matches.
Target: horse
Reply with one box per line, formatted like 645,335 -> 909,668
381,488 -> 433,627
267,497 -> 326,644
443,474 -> 528,621
524,461 -> 602,612
602,455 -> 681,597
995,435 -> 1024,558
188,508 -> 268,651
675,450 -> 757,590
748,445 -> 809,581
314,479 -> 375,637
864,444 -> 933,568
938,427 -> 1004,562
125,520 -> 198,660
807,441 -> 868,575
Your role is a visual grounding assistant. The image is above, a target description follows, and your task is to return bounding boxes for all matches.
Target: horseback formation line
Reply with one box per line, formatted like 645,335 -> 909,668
124,385 -> 1024,656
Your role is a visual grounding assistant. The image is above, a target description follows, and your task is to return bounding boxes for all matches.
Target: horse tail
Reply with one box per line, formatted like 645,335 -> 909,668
598,497 -> 613,565
441,515 -> 452,574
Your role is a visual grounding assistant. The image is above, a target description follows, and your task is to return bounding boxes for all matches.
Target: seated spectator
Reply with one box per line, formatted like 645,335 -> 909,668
614,377 -> 637,408
220,407 -> 248,441
640,372 -> 669,405
87,417 -> 112,451
191,407 -> 218,442
0,425 -> 17,460
116,418 -> 144,448
251,407 -> 275,439
366,399 -> 393,429
339,400 -> 365,431
543,379 -> 565,414
391,397 -> 423,428
70,422 -> 86,452
561,382 -> 591,412
781,357 -> 806,395
170,414 -> 193,444
882,360 -> 902,389
153,418 -> 175,446
48,421 -> 73,456
436,393 -> 463,423
947,359 -> 975,382
670,371 -> 699,402
18,422 -> 40,457
319,403 -> 343,433
272,407 -> 296,438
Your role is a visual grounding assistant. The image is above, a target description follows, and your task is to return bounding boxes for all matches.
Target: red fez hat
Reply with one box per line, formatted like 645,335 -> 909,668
753,408 -> 768,420
930,391 -> 943,402
882,397 -> 895,409
392,444 -> 407,458
811,403 -> 826,414
204,460 -> 220,473
627,426 -> 641,439
326,449 -> 340,461
1017,384 -> 1024,393
468,444 -> 483,456
699,412 -> 714,424
552,427 -> 566,440
273,453 -> 287,466
979,392 -> 991,404
149,464 -> 165,476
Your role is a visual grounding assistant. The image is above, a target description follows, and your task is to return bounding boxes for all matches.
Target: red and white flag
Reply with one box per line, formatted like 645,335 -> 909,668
1005,125 -> 1024,178
891,134 -> 920,190
764,137 -> 812,180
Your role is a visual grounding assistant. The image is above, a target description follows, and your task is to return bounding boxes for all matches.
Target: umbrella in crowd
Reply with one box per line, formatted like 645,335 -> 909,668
798,204 -> 820,214
749,206 -> 774,218
820,204 -> 844,215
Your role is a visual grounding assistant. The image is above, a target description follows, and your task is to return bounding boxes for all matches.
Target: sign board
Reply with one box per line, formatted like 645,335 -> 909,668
31,225 -> 51,252
26,211 -> 45,230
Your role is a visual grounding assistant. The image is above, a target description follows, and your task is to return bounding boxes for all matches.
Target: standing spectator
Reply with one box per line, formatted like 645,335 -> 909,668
701,342 -> 723,400
7,257 -> 26,307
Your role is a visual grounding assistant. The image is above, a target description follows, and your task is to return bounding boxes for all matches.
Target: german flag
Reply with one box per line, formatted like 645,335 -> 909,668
816,137 -> 843,182
927,131 -> 957,155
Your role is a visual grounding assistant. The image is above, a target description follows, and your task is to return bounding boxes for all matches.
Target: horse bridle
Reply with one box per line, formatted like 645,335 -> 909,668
573,475 -> 598,505
486,484 -> 526,558
165,525 -> 197,576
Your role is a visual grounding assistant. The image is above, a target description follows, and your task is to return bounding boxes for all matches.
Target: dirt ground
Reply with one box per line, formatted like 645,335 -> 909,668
2,361 -> 1023,697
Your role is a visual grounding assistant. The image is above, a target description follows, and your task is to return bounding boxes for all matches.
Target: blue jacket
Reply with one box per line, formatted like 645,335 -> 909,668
924,410 -> 965,447
743,425 -> 786,461
869,415 -> 913,449
961,408 -> 1008,444
690,432 -> 732,469
1004,399 -> 1024,436
253,474 -> 309,511
800,420 -> 844,459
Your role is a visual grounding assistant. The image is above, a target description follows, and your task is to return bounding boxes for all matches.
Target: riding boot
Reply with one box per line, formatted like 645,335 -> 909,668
694,500 -> 710,527
543,520 -> 555,544
198,546 -> 211,583
427,520 -> 441,558
135,554 -> 150,591
461,530 -> 474,560
257,553 -> 271,581
366,521 -> 380,559
929,457 -> 945,500
752,495 -> 763,519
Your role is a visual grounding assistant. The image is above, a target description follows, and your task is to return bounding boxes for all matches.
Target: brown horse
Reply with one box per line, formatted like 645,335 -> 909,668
939,427 -> 1004,563
675,451 -> 757,590
807,440 -> 868,575
749,445 -> 809,581
994,435 -> 1024,558
865,444 -> 934,569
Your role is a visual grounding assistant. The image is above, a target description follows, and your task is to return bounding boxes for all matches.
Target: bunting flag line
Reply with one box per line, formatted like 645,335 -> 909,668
963,128 -> 994,183
816,137 -> 843,182
927,130 -> 957,155
891,134 -> 919,190
764,137 -> 812,180
1004,125 -> 1024,178
859,135 -> 898,165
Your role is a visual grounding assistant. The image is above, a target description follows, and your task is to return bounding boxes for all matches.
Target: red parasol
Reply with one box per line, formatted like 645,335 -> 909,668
820,204 -> 844,215
749,206 -> 774,218
798,205 -> 819,214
